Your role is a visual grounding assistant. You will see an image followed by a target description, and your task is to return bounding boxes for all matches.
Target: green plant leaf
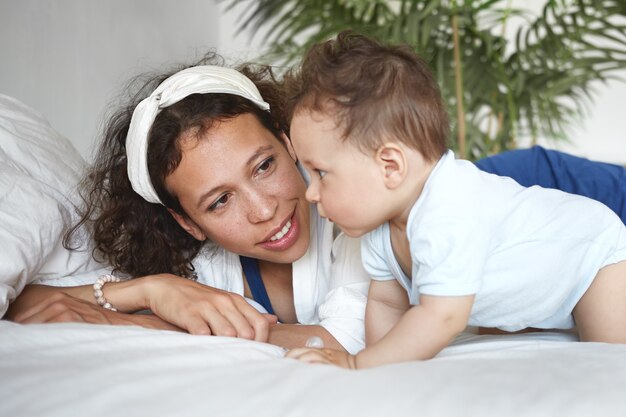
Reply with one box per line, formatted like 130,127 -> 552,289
221,0 -> 626,160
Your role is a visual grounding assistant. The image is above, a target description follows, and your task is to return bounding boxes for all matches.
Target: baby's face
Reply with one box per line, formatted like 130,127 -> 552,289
290,109 -> 392,237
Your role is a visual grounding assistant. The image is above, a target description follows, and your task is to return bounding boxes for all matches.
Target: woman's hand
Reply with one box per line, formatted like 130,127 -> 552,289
285,347 -> 357,369
141,274 -> 277,342
7,275 -> 277,341
10,292 -> 182,331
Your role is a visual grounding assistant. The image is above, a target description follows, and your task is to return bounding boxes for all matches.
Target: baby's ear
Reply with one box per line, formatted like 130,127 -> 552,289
375,143 -> 407,189
168,209 -> 207,241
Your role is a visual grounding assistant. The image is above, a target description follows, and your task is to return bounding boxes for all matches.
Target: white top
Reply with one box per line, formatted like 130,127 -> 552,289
39,204 -> 369,353
193,204 -> 369,353
362,150 -> 626,331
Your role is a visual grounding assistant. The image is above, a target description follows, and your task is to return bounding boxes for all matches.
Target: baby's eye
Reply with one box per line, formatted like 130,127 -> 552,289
256,156 -> 275,176
208,193 -> 230,211
315,169 -> 327,179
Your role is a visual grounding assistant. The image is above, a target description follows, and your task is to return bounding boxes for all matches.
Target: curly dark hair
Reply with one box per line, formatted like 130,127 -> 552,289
65,53 -> 287,278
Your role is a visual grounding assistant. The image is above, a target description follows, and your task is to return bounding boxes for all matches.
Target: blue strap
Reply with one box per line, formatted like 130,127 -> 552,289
239,256 -> 275,315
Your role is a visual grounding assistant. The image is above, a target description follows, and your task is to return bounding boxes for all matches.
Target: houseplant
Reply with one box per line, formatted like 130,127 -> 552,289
224,0 -> 626,160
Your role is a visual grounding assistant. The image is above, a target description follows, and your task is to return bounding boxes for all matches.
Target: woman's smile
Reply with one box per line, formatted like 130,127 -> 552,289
259,208 -> 301,251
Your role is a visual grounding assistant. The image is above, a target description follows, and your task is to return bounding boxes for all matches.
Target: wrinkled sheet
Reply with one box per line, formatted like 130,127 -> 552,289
1,321 -> 625,417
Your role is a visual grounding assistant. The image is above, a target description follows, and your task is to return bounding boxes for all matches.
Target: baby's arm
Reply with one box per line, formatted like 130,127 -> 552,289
365,279 -> 410,345
285,280 -> 405,365
358,294 -> 474,367
287,293 -> 474,369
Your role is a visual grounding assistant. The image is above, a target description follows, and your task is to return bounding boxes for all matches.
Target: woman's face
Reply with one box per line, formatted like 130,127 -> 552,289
165,113 -> 311,264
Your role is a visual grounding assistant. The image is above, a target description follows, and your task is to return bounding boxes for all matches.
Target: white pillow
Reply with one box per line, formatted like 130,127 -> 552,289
0,93 -> 101,317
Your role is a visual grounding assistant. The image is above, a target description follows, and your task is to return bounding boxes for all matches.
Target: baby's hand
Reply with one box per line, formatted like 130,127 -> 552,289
285,347 -> 357,369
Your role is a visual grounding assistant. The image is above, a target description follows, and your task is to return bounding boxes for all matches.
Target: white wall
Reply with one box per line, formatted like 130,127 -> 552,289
534,78 -> 626,165
0,0 -> 225,160
1,0 -> 625,164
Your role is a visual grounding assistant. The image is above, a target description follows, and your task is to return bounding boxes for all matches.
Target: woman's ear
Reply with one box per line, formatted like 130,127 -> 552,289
278,131 -> 298,162
167,209 -> 207,241
375,143 -> 407,190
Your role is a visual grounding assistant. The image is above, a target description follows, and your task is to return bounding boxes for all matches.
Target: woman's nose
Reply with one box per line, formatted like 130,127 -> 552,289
246,190 -> 278,223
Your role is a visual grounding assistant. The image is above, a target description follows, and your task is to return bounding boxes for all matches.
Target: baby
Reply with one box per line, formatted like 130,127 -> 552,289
284,31 -> 626,369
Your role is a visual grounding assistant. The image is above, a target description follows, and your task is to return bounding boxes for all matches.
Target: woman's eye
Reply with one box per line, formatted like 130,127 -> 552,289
208,194 -> 230,211
256,156 -> 275,175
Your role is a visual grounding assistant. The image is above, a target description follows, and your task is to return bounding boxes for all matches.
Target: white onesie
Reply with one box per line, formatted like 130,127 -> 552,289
362,150 -> 626,331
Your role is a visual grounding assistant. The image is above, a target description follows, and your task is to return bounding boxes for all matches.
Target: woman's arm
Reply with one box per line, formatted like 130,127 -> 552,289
6,275 -> 275,341
7,288 -> 181,331
268,323 -> 344,350
6,284 -> 92,320
8,282 -> 343,350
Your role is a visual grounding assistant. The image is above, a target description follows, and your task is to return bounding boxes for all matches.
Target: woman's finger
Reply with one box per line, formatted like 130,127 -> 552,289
191,306 -> 239,337
12,292 -> 71,323
17,306 -> 69,324
181,315 -> 214,336
15,299 -> 82,324
212,304 -> 257,340
16,296 -> 111,325
147,277 -> 276,340
263,314 -> 278,323
43,309 -> 89,324
232,298 -> 274,341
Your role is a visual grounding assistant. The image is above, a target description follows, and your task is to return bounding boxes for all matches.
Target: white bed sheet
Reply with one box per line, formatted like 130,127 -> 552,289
1,321 -> 625,417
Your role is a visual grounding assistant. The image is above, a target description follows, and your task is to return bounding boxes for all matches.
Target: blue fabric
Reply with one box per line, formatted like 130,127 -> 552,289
475,146 -> 626,225
239,256 -> 275,315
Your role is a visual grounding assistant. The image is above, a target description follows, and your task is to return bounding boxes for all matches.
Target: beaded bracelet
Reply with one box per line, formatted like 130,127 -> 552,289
93,274 -> 121,311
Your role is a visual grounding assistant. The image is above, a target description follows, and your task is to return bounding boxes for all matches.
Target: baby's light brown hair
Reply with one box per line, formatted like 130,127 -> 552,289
284,31 -> 449,161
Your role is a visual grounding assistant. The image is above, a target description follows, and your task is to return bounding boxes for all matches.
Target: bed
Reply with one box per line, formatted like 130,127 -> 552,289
2,322 -> 626,417
1,94 -> 626,417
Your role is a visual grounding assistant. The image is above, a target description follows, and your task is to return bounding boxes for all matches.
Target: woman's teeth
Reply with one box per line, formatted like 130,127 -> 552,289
270,220 -> 292,241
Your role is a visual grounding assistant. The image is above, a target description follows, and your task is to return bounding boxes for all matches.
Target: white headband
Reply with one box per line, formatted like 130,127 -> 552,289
126,65 -> 271,204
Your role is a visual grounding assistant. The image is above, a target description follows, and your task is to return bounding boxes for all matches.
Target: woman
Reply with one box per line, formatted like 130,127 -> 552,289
7,56 -> 626,350
6,57 -> 369,353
